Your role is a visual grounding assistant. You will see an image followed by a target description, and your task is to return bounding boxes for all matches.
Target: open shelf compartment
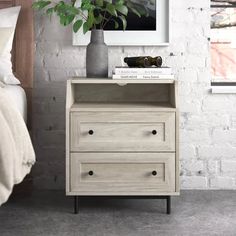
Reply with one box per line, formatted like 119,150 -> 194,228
67,79 -> 178,112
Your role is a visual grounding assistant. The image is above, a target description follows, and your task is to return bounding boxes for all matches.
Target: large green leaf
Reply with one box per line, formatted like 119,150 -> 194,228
81,0 -> 93,10
81,0 -> 91,4
73,19 -> 83,32
135,5 -> 149,17
65,15 -> 75,25
59,15 -> 66,25
83,22 -> 89,34
113,19 -> 119,29
119,15 -> 127,30
115,5 -> 128,16
54,2 -> 79,17
116,0 -> 124,5
54,1 -> 65,12
106,3 -> 117,17
94,14 -> 103,24
66,5 -> 79,15
130,7 -> 141,17
87,10 -> 95,28
95,0 -> 103,7
127,1 -> 140,17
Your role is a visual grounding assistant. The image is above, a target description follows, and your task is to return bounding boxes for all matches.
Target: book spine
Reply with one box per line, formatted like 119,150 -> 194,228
112,74 -> 174,79
114,68 -> 172,75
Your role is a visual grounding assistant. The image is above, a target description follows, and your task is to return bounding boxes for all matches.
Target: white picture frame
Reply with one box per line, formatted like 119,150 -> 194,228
73,0 -> 170,46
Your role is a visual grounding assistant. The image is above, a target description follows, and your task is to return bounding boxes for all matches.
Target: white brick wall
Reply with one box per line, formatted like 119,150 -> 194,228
32,0 -> 236,190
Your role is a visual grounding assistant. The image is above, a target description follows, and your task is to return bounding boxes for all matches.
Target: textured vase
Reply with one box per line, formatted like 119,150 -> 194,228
86,29 -> 108,78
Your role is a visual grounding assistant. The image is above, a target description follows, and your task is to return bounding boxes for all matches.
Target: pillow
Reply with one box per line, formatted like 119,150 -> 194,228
0,27 -> 14,55
0,6 -> 21,85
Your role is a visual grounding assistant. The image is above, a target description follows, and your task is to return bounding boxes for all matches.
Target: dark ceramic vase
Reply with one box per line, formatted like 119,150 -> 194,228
86,29 -> 108,78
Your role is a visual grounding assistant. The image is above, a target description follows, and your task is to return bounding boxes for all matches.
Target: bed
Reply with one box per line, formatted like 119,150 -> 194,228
2,85 -> 27,122
0,0 -> 33,124
0,0 -> 34,204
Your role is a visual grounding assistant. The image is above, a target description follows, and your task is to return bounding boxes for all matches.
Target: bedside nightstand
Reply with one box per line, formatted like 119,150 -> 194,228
66,78 -> 179,214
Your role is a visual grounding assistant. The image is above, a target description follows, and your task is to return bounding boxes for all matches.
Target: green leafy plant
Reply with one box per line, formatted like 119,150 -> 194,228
32,0 -> 149,34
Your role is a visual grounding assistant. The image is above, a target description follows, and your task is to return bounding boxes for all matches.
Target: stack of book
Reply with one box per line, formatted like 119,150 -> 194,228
112,67 -> 174,80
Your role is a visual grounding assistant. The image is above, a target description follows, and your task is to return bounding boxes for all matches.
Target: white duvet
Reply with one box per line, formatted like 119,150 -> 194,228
0,84 -> 35,206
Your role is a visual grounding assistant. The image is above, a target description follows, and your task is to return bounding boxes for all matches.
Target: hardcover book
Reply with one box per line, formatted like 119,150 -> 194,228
114,67 -> 172,75
112,74 -> 174,80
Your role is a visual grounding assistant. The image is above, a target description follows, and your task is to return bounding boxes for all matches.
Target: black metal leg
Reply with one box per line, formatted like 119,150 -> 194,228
166,196 -> 171,214
74,196 -> 78,214
72,196 -> 172,214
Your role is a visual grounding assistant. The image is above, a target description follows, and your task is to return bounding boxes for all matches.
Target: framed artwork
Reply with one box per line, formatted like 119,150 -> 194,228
73,0 -> 170,46
211,0 -> 236,83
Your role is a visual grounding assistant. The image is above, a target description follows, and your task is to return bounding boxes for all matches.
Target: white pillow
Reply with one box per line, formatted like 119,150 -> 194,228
0,27 -> 14,55
0,6 -> 21,85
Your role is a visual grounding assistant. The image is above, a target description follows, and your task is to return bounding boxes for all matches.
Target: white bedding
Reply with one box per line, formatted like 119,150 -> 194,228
1,85 -> 27,122
0,85 -> 35,206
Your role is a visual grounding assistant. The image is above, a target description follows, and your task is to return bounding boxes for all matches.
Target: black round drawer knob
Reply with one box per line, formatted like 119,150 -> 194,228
88,171 -> 94,176
152,171 -> 157,176
152,130 -> 157,135
88,130 -> 94,135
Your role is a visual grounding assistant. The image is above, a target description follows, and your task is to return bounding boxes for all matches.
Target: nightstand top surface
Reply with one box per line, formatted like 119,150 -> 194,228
69,78 -> 176,84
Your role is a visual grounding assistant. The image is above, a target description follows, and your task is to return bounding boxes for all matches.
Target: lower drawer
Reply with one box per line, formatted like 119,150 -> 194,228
70,153 -> 176,195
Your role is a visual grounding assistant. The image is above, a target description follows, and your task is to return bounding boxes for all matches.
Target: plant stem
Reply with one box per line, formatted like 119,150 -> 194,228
71,0 -> 76,6
103,15 -> 112,29
78,10 -> 88,21
101,10 -> 107,29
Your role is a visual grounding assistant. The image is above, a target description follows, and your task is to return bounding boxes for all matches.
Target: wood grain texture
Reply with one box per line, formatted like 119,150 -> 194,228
175,81 -> 180,192
71,102 -> 176,112
70,153 -> 176,195
75,84 -> 170,103
0,0 -> 34,127
71,78 -> 176,84
70,111 -> 176,152
0,0 -> 12,8
66,79 -> 180,197
14,0 -> 34,89
66,81 -> 74,193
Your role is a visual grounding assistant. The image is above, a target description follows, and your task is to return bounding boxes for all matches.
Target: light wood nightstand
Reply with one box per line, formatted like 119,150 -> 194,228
66,78 -> 179,214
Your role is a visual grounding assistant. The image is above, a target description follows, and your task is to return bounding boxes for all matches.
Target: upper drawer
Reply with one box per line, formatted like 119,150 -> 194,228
70,112 -> 175,152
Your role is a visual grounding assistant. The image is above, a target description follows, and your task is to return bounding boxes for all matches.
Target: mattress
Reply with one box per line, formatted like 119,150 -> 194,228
2,85 -> 27,123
